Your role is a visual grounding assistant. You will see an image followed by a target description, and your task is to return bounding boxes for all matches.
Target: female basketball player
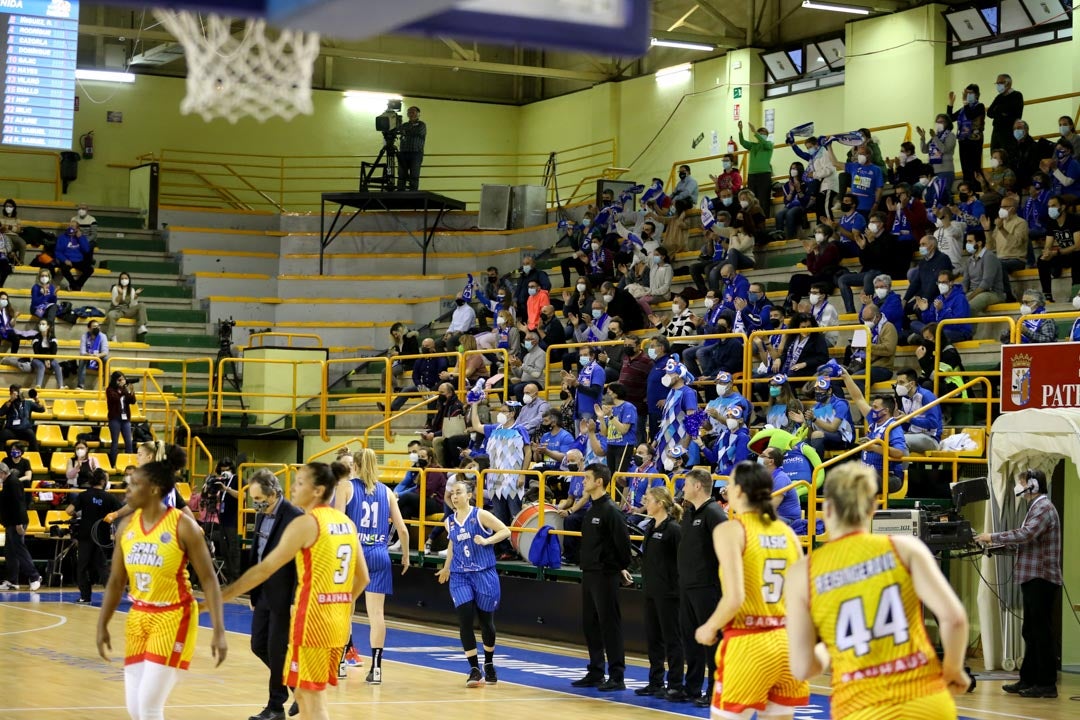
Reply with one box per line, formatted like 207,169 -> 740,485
333,449 -> 410,684
436,477 -> 510,688
785,461 -> 971,720
694,461 -> 808,719
107,442 -> 197,524
96,461 -> 227,720
224,462 -> 369,720
636,486 -> 684,698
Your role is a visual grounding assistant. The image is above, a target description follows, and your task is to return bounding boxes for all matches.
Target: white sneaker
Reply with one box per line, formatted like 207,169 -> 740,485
29,578 -> 41,591
137,325 -> 149,334
387,540 -> 402,552
0,581 -> 18,591
111,335 -> 118,343
436,549 -> 448,557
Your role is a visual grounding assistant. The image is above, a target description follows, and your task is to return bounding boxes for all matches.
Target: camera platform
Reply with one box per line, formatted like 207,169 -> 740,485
318,191 -> 466,275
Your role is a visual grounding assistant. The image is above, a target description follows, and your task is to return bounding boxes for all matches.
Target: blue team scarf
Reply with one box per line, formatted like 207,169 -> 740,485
641,178 -> 669,208
461,273 -> 476,302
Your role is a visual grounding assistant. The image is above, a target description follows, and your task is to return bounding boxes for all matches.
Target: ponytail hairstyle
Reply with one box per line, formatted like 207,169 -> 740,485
645,485 -> 683,522
354,448 -> 379,493
330,461 -> 351,481
823,461 -> 878,529
139,440 -> 167,464
164,444 -> 187,476
304,462 -> 337,503
732,460 -> 777,523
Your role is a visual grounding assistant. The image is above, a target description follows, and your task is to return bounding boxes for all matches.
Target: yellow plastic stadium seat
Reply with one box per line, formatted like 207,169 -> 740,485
130,403 -> 147,423
51,398 -> 83,422
99,425 -> 113,447
175,482 -> 192,502
46,510 -> 69,526
66,425 -> 100,448
36,425 -> 66,448
91,453 -> 114,474
888,470 -> 909,501
24,451 -> 47,474
50,452 -> 72,476
83,399 -> 108,423
25,513 -> 46,535
115,453 -> 138,473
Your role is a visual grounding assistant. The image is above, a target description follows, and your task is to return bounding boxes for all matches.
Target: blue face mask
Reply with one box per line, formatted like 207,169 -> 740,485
1013,129 -> 1026,141
721,197 -> 733,207
647,347 -> 658,360
966,93 -> 976,105
868,408 -> 885,424
748,292 -> 761,303
591,309 -> 603,320
918,246 -> 929,257
523,340 -> 534,350
769,386 -> 782,398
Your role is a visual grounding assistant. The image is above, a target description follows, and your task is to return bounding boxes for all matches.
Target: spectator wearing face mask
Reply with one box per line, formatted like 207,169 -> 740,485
904,235 -> 954,311
793,135 -> 840,222
66,440 -> 100,488
560,234 -> 592,289
835,143 -> 884,217
1,199 -> 26,265
733,189 -> 769,247
4,442 -> 32,485
671,165 -> 698,214
828,193 -> 867,258
422,383 -> 464,466
859,275 -> 904,331
0,292 -> 24,367
918,168 -> 952,221
0,385 -> 44,451
1036,197 -> 1080,302
555,449 -> 590,565
982,195 -> 1028,279
648,294 -> 696,338
850,303 -> 898,385
786,225 -> 843,311
911,270 -> 972,343
886,142 -> 928,188
31,320 -> 62,389
946,85 -> 986,187
598,281 -> 646,332
534,410 -> 576,470
689,314 -> 744,380
805,282 -> 839,346
776,162 -> 813,239
562,275 -> 594,319
514,255 -> 551,318
839,370 -> 906,494
76,319 -> 109,390
103,272 -> 148,340
70,204 -> 98,246
892,368 -> 942,454
523,279 -> 550,331
962,234 -> 1007,314
509,335 -> 545,402
515,383 -> 549,436
644,337 -> 673,442
534,304 -> 566,362
1010,121 -> 1054,190
1059,116 -> 1080,157
475,278 -> 513,331
392,337 -> 447,412
738,121 -> 775,217
886,183 -> 930,248
763,374 -> 803,434
986,74 -> 1024,154
596,383 -> 637,472
563,345 -> 605,423
1050,139 -> 1080,198
1013,290 -> 1058,345
446,292 -> 477,345
917,114 -> 957,186
30,270 -> 59,326
805,376 -> 855,458
1021,174 -> 1052,261
731,281 -> 772,337
696,405 -> 750,477
948,180 -> 986,243
636,247 -> 673,315
931,205 -> 966,269
710,155 -> 742,199
705,372 -> 752,424
55,223 -> 94,291
774,314 -> 828,379
980,148 -> 1017,206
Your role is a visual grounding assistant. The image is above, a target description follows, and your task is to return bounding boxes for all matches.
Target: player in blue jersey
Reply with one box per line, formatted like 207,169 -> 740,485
437,477 -> 511,688
334,449 -> 410,684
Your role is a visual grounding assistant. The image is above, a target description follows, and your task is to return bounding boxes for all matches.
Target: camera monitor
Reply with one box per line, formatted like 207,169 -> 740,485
951,476 -> 989,511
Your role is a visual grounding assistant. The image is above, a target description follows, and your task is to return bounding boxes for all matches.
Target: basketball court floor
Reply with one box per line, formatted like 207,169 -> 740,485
0,590 -> 1074,720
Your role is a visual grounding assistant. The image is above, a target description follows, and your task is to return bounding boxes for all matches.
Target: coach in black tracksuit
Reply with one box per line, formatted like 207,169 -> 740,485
673,468 -> 727,706
245,470 -> 303,720
572,462 -> 632,692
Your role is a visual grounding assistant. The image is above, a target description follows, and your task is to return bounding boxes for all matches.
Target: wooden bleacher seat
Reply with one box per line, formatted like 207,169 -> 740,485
50,452 -> 72,476
83,400 -> 108,423
24,452 -> 47,475
36,425 -> 66,448
51,398 -> 82,422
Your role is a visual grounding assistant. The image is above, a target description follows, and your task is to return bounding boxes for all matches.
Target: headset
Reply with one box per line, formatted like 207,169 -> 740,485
1014,468 -> 1041,497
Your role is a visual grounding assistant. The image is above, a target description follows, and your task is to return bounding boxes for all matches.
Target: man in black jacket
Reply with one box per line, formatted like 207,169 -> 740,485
536,304 -> 567,363
672,468 -> 727,705
0,461 -> 42,591
245,469 -> 303,720
598,281 -> 646,332
572,463 -> 632,692
65,468 -> 120,603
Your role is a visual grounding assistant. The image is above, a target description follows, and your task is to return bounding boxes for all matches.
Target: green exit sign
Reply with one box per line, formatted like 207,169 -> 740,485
733,87 -> 742,99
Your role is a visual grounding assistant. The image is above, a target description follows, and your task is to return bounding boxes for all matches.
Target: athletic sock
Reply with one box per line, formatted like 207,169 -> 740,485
372,647 -> 383,669
484,649 -> 494,665
467,655 -> 480,669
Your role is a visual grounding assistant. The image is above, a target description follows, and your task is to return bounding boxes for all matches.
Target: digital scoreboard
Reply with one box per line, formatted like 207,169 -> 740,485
1,0 -> 79,150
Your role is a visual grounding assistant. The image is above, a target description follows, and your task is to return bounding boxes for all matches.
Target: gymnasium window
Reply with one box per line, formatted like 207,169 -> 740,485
761,36 -> 845,100
944,0 -> 1073,64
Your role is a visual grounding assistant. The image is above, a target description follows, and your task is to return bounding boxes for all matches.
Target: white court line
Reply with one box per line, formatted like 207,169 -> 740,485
0,697 -> 585,713
0,602 -> 68,636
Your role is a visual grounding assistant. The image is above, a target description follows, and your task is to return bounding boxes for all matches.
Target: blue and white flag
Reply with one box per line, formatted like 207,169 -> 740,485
786,121 -> 816,144
823,131 -> 864,148
700,195 -> 716,231
461,273 -> 476,302
640,178 -> 669,208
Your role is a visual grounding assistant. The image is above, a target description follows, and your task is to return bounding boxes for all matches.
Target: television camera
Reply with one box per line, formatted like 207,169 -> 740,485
361,99 -> 404,192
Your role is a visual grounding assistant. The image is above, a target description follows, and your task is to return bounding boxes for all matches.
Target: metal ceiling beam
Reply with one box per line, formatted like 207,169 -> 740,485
692,1 -> 744,36
76,23 -> 609,83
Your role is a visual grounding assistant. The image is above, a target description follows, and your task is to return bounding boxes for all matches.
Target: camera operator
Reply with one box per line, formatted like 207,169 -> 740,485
210,458 -> 242,582
975,469 -> 1062,698
398,105 -> 426,191
0,384 -> 45,451
105,370 -> 136,465
65,467 -> 121,604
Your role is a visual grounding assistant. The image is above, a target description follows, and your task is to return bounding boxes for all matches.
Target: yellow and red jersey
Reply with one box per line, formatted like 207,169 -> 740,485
120,507 -> 192,608
725,512 -> 801,634
290,505 -> 360,648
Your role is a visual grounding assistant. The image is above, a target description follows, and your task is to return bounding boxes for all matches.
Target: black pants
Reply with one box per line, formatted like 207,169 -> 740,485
606,444 -> 633,474
561,257 -> 588,288
1019,578 -> 1060,688
644,593 -> 684,688
0,427 -> 37,451
816,188 -> 837,222
219,524 -> 242,582
581,571 -> 625,681
251,598 -> 292,712
680,585 -> 720,697
958,139 -> 983,188
747,172 -> 773,217
690,260 -> 720,294
562,509 -> 587,564
76,537 -> 108,600
59,259 -> 94,291
398,152 -> 423,191
4,528 -> 39,584
1036,252 -> 1080,297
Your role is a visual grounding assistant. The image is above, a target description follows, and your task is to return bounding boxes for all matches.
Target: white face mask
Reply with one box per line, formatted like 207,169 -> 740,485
39,276 -> 50,285
528,287 -> 538,296
672,304 -> 685,315
998,208 -> 1010,220
857,154 -> 868,164
1019,304 -> 1033,316
661,374 -> 674,387
576,283 -> 586,293
704,297 -> 715,309
919,177 -> 930,186
867,223 -> 880,235
934,218 -> 944,228
496,412 -> 509,425
76,448 -> 87,458
1048,206 -> 1061,220
725,419 -> 740,431
722,161 -> 732,170
2,206 -> 12,215
990,157 -> 1000,169
78,209 -> 87,218
966,242 -> 977,254
937,282 -> 950,295
790,169 -> 799,178
0,299 -> 6,308
895,383 -> 910,398
874,287 -> 888,300
38,323 -> 49,333
863,319 -> 875,329
579,354 -> 590,365
814,233 -> 825,243
935,122 -> 945,133
408,451 -> 419,463
808,293 -> 821,305
120,278 -> 129,287
1072,296 -> 1080,311
602,294 -> 613,303
590,242 -> 600,252
496,315 -> 506,326
739,200 -> 749,209
522,394 -> 534,405
716,384 -> 729,396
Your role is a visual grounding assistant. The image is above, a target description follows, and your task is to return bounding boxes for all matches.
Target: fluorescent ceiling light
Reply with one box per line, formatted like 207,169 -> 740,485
801,1 -> 871,15
75,69 -> 136,83
651,38 -> 715,51
343,90 -> 403,100
655,63 -> 692,78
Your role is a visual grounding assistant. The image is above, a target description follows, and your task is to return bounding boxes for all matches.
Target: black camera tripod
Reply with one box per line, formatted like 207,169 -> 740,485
360,131 -> 399,192
214,319 -> 247,427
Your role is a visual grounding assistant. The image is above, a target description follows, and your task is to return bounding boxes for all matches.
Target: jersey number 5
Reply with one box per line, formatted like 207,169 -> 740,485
835,584 -> 910,657
762,558 -> 787,603
333,545 -> 353,584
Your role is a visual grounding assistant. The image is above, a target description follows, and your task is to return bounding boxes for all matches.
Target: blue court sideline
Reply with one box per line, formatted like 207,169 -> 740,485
4,592 -> 974,720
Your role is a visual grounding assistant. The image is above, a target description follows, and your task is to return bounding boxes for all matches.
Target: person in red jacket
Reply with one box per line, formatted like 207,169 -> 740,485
786,225 -> 844,310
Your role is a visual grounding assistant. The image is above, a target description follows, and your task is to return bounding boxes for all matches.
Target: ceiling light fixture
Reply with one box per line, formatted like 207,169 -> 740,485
651,38 -> 715,51
801,1 -> 871,15
75,69 -> 136,83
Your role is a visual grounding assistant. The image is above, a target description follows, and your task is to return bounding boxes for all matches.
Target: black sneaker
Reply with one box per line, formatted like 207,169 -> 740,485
288,701 -> 299,717
597,678 -> 625,692
1018,685 -> 1057,698
635,684 -> 664,696
664,687 -> 689,702
365,667 -> 382,685
483,663 -> 498,684
694,694 -> 711,708
466,667 -> 484,688
571,674 -> 605,688
1002,680 -> 1032,694
248,709 -> 284,720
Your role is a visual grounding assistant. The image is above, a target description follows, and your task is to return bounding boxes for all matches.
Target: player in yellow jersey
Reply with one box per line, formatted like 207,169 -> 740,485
786,461 -> 971,720
224,463 -> 369,720
96,461 -> 227,720
695,461 -> 809,720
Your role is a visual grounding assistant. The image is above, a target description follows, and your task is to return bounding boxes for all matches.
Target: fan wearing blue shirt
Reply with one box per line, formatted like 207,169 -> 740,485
716,264 -> 750,311
567,345 -> 605,422
596,383 -> 638,472
840,369 -> 906,494
833,194 -> 867,257
1051,138 -> 1080,197
645,337 -> 674,442
696,405 -> 750,478
911,270 -> 972,343
893,369 -> 943,453
706,372 -> 752,426
759,447 -> 801,525
806,376 -> 854,459
838,145 -> 884,216
571,417 -> 608,468
535,410 -> 575,470
863,274 -> 904,332
555,450 -> 590,565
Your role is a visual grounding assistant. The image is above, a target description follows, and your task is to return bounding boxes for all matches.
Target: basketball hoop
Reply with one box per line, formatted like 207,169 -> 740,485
152,10 -> 321,124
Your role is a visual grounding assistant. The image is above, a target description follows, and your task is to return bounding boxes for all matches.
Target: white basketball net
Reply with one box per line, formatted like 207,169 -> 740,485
153,10 -> 321,124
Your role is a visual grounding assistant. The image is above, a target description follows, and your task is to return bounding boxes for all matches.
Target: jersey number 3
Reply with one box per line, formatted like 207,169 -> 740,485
333,545 -> 353,584
835,584 -> 910,657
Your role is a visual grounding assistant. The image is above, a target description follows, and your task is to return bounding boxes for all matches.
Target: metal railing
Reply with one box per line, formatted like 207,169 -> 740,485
245,332 -> 324,349
933,316 -> 1016,400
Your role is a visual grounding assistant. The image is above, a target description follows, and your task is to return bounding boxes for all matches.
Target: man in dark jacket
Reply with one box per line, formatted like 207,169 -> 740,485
245,469 -> 303,720
572,463 -> 632,692
598,281 -> 646,331
392,337 -> 448,411
0,461 -> 42,590
904,235 -> 954,310
0,384 -> 45,451
535,304 -> 567,363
